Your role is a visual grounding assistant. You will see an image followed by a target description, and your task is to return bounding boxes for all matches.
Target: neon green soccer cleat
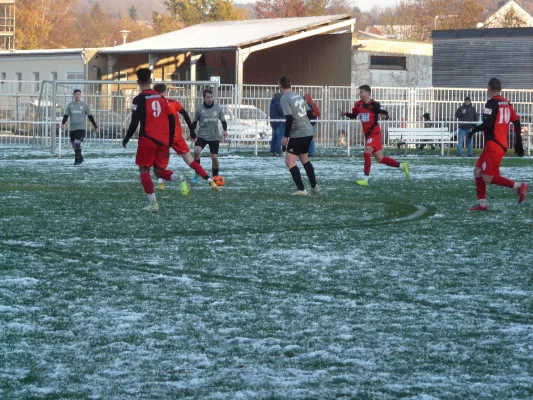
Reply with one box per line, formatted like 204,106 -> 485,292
179,180 -> 190,197
401,162 -> 410,180
157,182 -> 165,190
355,179 -> 369,186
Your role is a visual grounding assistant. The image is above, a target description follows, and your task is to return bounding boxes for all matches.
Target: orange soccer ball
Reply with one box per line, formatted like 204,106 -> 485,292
213,175 -> 225,187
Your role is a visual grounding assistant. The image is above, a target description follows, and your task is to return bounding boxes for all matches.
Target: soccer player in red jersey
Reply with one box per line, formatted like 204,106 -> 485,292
122,68 -> 180,211
152,83 -> 219,193
466,78 -> 528,211
341,85 -> 409,186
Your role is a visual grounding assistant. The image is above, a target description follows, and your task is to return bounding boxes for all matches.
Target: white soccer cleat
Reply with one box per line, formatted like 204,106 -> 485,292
292,189 -> 308,196
310,184 -> 321,195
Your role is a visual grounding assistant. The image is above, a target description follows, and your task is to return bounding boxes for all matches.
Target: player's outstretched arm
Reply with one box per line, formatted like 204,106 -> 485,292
87,115 -> 98,131
221,120 -> 228,138
513,119 -> 524,157
123,117 -> 139,148
168,113 -> 176,145
179,109 -> 193,130
123,98 -> 142,147
341,111 -> 358,119
468,100 -> 497,139
281,115 -> 293,147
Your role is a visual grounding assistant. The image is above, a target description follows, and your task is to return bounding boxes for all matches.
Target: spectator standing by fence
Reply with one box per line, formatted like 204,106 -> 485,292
455,96 -> 479,157
419,112 -> 436,151
269,92 -> 284,156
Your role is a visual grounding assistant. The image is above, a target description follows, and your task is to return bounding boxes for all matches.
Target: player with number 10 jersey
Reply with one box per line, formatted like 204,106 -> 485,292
466,78 -> 528,211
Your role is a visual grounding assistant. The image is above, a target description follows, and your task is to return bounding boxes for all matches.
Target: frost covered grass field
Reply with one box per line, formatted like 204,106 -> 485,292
1,146 -> 532,399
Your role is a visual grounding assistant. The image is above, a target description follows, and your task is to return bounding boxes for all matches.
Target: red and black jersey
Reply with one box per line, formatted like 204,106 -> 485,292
127,89 -> 174,146
167,99 -> 184,137
479,95 -> 519,151
346,100 -> 383,136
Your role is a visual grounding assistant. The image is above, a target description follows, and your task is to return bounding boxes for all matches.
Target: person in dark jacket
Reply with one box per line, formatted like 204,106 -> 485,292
269,92 -> 285,156
455,96 -> 479,157
419,112 -> 436,151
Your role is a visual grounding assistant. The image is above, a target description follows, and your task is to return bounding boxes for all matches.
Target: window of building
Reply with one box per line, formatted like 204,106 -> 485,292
51,72 -> 57,81
66,72 -> 84,80
370,56 -> 407,70
33,72 -> 40,92
1,72 -> 5,82
65,72 -> 84,93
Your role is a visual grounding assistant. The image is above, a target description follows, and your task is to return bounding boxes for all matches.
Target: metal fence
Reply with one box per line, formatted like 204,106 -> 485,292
0,81 -> 531,157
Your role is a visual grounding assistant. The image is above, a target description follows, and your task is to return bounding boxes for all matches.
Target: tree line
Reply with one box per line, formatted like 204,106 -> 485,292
14,0 -> 533,49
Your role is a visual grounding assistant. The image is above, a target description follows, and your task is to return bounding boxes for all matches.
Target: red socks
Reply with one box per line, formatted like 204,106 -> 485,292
364,153 -> 371,176
475,177 -> 486,200
140,172 -> 154,194
159,169 -> 173,181
491,176 -> 515,188
190,161 -> 208,179
380,156 -> 400,168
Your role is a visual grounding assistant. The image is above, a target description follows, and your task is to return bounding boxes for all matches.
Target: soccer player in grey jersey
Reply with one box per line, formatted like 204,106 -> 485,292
191,88 -> 228,181
279,76 -> 319,195
61,89 -> 98,165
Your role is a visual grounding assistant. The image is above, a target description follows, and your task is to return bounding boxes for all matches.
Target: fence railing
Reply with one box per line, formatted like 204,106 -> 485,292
0,80 -> 531,157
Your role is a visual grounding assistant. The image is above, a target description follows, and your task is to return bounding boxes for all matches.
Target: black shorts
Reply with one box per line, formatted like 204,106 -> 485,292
287,136 -> 313,156
195,137 -> 220,154
69,129 -> 85,142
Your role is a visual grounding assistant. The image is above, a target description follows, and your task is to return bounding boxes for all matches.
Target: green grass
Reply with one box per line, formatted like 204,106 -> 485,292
0,148 -> 532,399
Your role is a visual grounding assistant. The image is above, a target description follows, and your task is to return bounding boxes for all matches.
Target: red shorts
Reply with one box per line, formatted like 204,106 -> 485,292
476,146 -> 505,177
365,133 -> 383,153
135,136 -> 169,169
172,133 -> 190,155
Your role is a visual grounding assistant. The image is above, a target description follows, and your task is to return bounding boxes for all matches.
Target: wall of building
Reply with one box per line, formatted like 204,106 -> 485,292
433,37 -> 533,88
352,50 -> 432,88
101,51 -> 235,83
243,33 -> 352,86
0,54 -> 89,92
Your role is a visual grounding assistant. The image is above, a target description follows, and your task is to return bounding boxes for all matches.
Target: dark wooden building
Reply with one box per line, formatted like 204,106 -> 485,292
432,28 -> 533,89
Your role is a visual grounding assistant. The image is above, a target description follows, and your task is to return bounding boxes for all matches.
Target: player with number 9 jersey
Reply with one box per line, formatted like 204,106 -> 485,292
127,89 -> 174,170
122,68 -> 178,211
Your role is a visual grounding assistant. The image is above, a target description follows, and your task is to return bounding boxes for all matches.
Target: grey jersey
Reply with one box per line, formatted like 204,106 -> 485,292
193,103 -> 225,141
65,101 -> 92,131
280,91 -> 313,138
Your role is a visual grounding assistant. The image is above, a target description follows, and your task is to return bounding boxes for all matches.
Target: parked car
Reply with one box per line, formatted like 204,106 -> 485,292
91,110 -> 124,139
221,104 -> 270,140
10,100 -> 64,135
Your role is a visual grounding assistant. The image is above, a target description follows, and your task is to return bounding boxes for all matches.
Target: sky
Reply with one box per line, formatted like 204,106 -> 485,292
235,0 -> 399,12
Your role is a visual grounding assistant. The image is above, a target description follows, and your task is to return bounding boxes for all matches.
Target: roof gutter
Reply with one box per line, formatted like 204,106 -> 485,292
99,47 -> 238,55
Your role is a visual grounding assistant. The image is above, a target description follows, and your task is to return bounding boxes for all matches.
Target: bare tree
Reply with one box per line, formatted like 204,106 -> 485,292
254,0 -> 307,18
380,0 -> 484,41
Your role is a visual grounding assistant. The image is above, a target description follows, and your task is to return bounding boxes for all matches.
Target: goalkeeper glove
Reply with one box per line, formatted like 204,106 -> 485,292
122,137 -> 129,148
467,129 -> 475,140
